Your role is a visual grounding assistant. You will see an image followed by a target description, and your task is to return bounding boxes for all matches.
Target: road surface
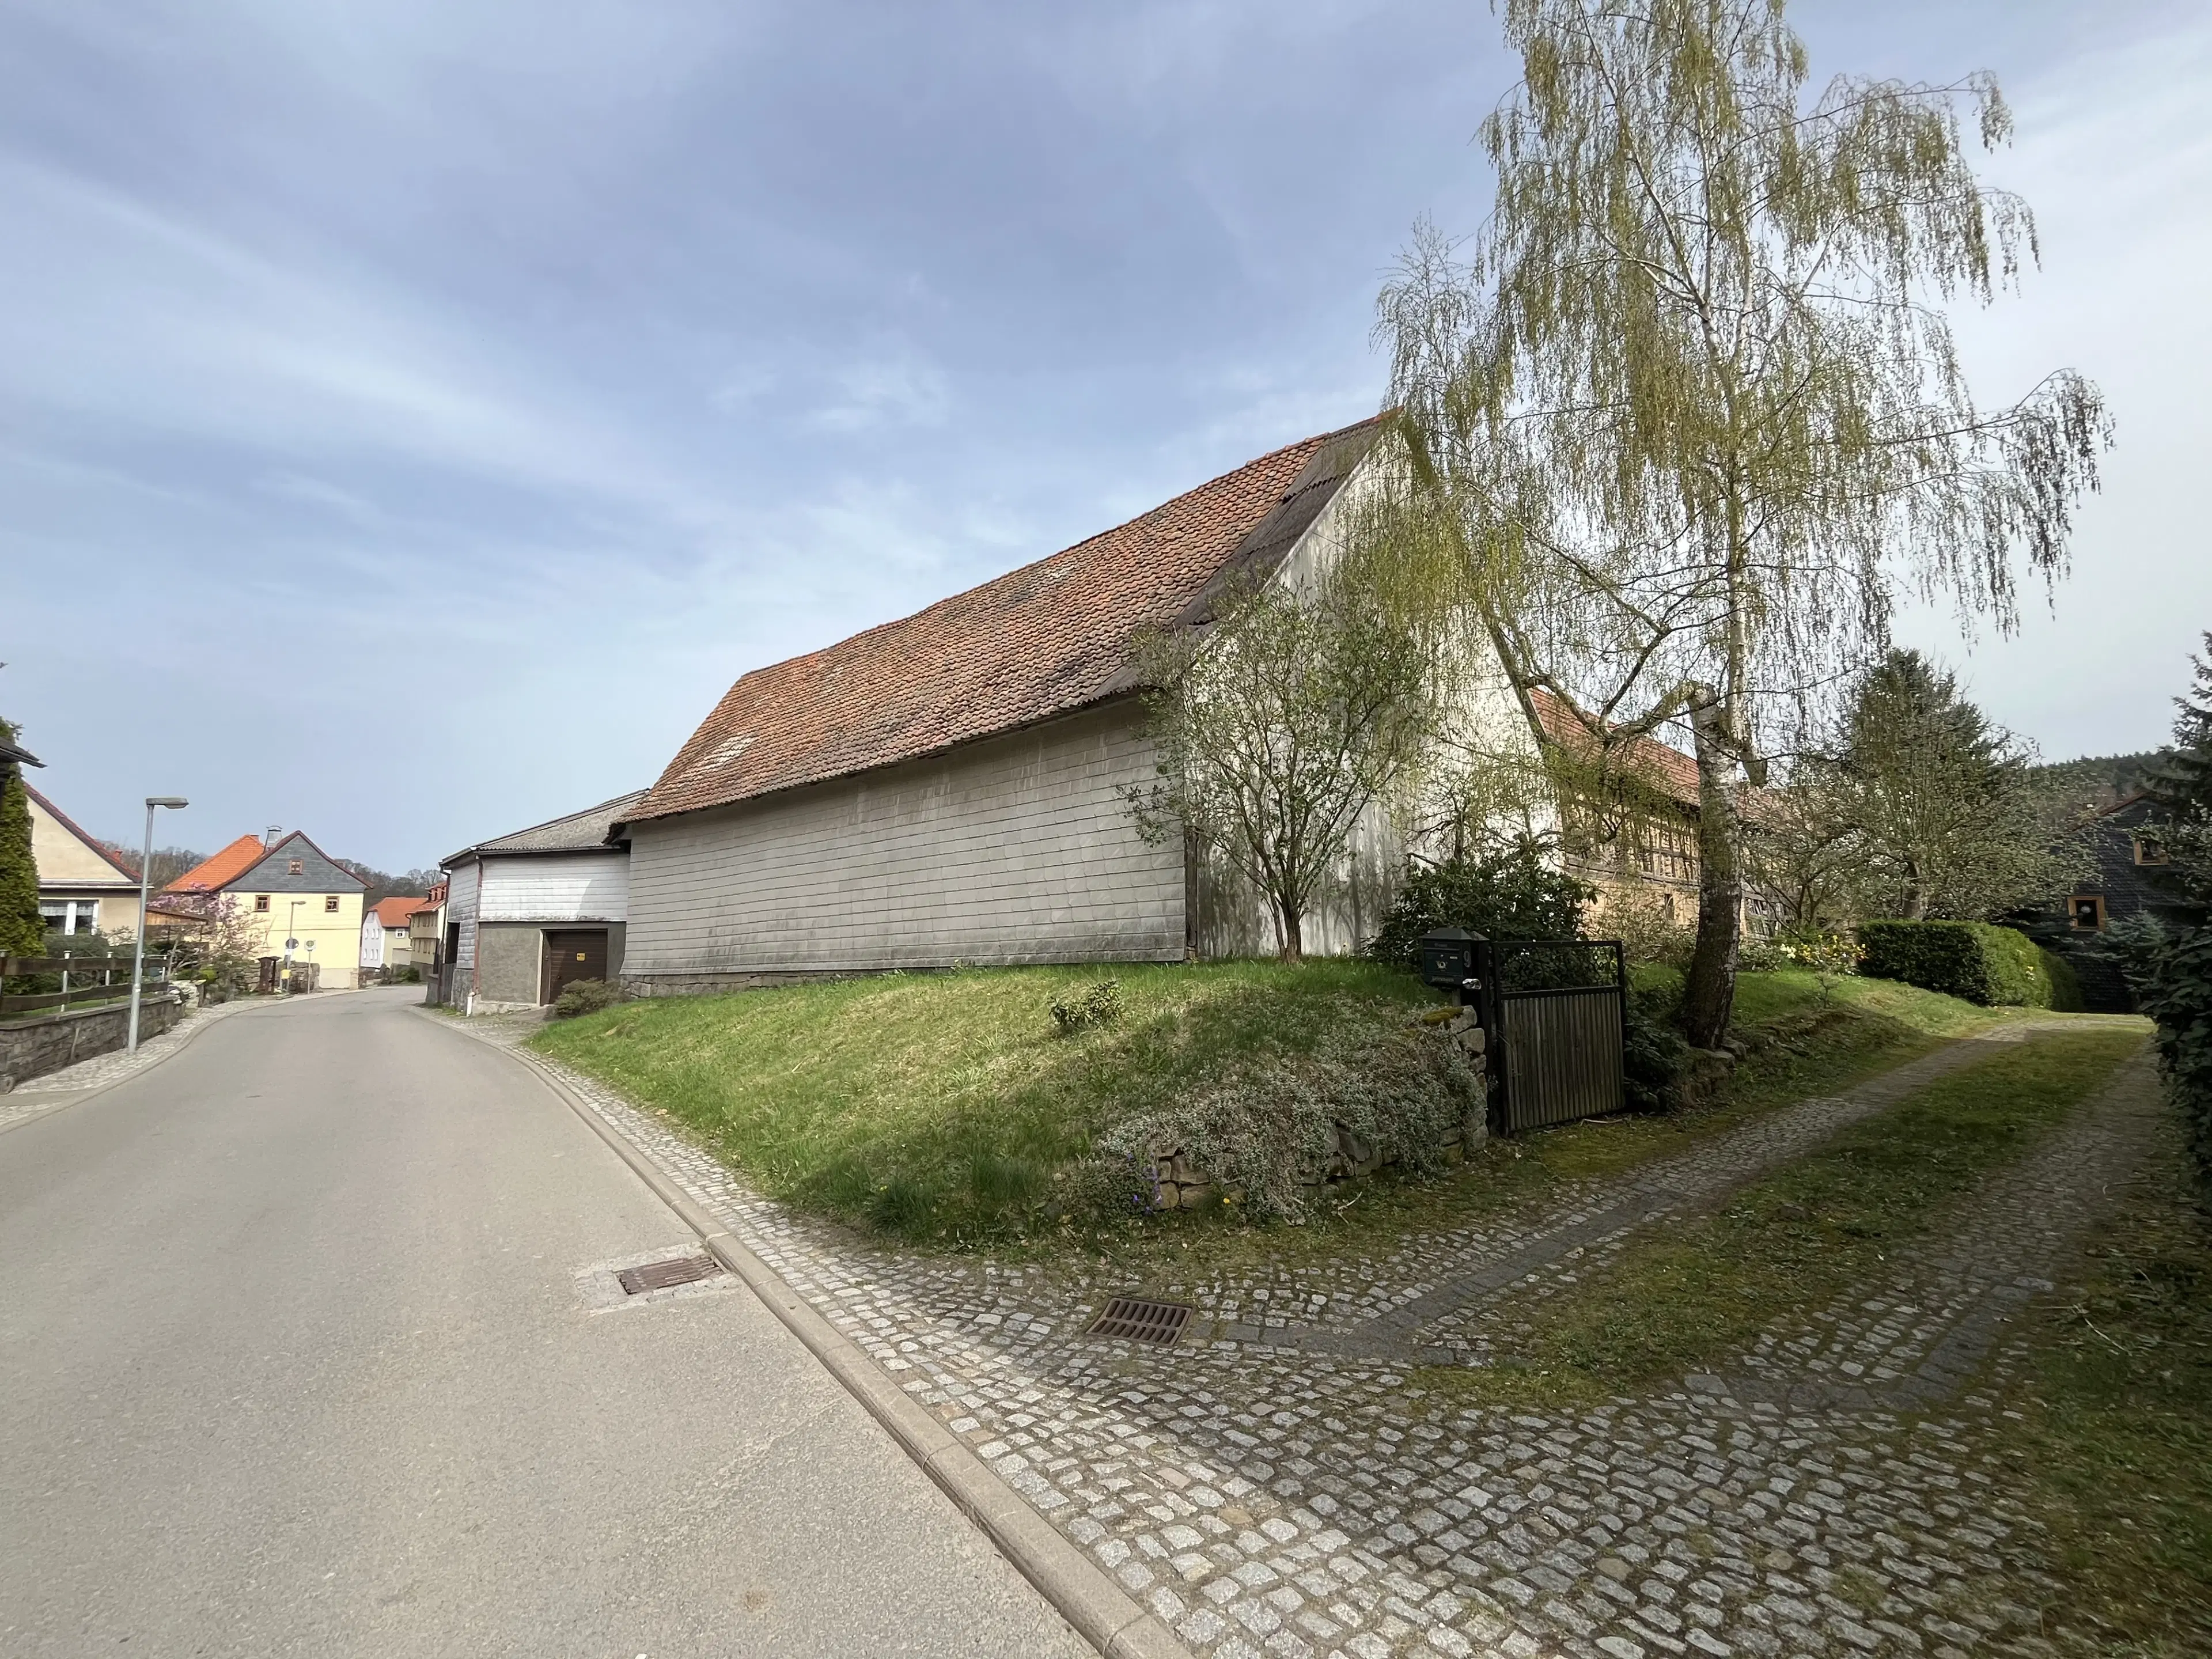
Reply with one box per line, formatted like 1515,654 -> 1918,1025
0,987 -> 1091,1658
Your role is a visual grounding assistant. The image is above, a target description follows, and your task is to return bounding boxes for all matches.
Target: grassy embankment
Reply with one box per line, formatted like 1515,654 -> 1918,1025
532,959 -> 2027,1254
1413,1024 -> 2148,1409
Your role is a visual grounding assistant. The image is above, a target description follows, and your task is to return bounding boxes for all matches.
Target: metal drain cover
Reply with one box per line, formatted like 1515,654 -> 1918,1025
617,1253 -> 724,1296
1088,1296 -> 1192,1346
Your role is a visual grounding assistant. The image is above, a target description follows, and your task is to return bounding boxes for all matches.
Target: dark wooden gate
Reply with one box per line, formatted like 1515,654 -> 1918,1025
1475,940 -> 1627,1133
543,930 -> 609,1003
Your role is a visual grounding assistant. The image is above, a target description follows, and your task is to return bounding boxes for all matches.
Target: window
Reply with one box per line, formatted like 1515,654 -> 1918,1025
2070,895 -> 2106,931
2135,837 -> 2168,866
254,895 -> 271,912
287,858 -> 305,875
324,895 -> 340,912
40,899 -> 98,934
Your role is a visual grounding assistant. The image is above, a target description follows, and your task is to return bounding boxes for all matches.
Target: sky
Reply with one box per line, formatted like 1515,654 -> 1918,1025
3,0 -> 2206,872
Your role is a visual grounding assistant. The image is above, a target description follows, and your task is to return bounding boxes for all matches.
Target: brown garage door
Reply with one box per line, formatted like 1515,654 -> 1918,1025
543,930 -> 609,1003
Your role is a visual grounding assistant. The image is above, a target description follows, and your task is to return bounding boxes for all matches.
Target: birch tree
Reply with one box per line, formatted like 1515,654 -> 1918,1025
1125,570 -> 1433,962
1378,0 -> 2109,1045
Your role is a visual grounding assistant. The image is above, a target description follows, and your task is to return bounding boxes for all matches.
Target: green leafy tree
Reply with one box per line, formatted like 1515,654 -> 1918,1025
0,715 -> 43,960
1124,569 -> 1434,962
1376,0 -> 2109,1046
1836,650 -> 2080,921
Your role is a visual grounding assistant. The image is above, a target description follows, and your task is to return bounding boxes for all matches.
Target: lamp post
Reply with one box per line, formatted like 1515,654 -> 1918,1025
128,796 -> 189,1052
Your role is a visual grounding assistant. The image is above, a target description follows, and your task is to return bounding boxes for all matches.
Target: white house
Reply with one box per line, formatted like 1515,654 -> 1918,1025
358,897 -> 428,979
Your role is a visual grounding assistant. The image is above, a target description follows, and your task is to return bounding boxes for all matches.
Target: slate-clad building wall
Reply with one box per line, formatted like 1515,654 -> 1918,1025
622,702 -> 1183,993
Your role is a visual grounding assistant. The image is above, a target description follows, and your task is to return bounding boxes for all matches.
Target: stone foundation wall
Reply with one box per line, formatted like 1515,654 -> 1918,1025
1146,1008 -> 1491,1211
0,993 -> 184,1091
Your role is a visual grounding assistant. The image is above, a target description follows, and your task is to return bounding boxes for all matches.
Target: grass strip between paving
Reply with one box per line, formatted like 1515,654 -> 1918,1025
1418,1025 -> 2148,1409
2005,1132 -> 2212,1654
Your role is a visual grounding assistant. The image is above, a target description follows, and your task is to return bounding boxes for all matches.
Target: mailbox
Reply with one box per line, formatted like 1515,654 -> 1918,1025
1418,926 -> 1481,1001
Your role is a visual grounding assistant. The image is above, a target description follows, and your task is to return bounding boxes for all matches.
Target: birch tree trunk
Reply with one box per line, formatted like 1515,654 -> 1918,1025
1683,698 -> 1745,1050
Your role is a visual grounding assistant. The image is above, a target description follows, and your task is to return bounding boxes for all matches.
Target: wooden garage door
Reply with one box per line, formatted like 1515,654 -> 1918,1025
543,930 -> 609,1003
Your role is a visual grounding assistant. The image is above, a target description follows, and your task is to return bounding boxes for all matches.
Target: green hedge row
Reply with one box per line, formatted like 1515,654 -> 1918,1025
1858,919 -> 2080,1009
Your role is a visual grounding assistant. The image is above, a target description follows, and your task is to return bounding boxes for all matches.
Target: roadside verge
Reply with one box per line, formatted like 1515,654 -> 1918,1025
415,1007 -> 1192,1659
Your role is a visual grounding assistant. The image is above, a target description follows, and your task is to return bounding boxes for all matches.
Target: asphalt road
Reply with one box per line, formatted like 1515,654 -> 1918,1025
0,988 -> 1092,1658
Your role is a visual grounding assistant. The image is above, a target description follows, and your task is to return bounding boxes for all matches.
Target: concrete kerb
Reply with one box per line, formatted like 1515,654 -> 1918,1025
415,1010 -> 1194,1659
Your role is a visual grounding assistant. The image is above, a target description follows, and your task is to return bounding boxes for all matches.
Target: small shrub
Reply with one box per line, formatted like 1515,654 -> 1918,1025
2037,945 -> 2085,1013
1099,1025 -> 1484,1222
1858,919 -> 2056,1007
1049,978 -> 1123,1035
1363,837 -> 1593,968
552,978 -> 620,1018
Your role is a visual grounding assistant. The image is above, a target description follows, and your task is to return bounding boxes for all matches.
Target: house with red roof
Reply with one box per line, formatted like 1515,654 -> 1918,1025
359,895 -> 432,982
153,830 -> 368,989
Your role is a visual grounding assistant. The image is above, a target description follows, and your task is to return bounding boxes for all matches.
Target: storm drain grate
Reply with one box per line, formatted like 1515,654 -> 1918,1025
616,1253 -> 725,1296
1087,1296 -> 1193,1347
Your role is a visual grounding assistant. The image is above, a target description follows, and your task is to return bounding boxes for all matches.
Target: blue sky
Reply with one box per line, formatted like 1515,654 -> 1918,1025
4,0 -> 2206,871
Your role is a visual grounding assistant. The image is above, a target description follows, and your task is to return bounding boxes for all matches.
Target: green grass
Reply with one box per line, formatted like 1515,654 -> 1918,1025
532,954 -> 2052,1267
2006,1141 -> 2212,1653
532,960 -> 1431,1243
1415,1025 -> 2147,1408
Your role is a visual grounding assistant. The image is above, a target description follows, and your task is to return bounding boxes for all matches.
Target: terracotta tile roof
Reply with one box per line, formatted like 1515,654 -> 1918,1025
161,834 -> 275,895
632,418 -> 1388,824
1530,688 -> 1703,806
373,896 -> 431,927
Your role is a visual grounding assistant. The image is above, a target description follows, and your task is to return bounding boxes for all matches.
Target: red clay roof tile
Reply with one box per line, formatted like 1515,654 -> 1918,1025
633,418 -> 1387,824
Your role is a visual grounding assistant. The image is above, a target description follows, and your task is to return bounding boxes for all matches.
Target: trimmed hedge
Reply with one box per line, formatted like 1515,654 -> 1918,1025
1858,919 -> 2062,1007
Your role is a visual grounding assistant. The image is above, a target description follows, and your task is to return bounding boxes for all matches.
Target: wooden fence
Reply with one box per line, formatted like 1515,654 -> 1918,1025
1,955 -> 169,1017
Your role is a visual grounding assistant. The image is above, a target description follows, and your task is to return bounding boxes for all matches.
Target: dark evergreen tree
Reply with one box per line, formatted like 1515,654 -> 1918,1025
0,715 -> 43,959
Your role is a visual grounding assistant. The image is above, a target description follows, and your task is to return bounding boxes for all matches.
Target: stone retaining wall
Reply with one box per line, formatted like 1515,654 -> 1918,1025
1147,1007 -> 1490,1210
0,993 -> 185,1092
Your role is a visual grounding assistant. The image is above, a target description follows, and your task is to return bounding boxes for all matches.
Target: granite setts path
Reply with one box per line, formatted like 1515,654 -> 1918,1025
463,1011 -> 2157,1659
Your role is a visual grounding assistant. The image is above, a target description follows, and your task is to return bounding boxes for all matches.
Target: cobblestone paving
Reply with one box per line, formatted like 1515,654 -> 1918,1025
451,1010 -> 2156,1659
0,996 -> 265,1130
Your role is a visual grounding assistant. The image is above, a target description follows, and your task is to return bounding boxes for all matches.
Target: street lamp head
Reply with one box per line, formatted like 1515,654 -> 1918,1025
146,797 -> 188,810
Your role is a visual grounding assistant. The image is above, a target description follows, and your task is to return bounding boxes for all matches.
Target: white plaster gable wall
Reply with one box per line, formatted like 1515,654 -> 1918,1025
479,853 -> 629,923
358,912 -> 383,969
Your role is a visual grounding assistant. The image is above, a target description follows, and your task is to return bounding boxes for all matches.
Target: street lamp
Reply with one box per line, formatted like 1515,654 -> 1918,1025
128,796 -> 189,1052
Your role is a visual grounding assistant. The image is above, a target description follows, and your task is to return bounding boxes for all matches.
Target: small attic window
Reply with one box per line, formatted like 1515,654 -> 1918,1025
2070,895 -> 2106,931
2135,837 -> 2168,866
287,858 -> 305,875
324,895 -> 340,912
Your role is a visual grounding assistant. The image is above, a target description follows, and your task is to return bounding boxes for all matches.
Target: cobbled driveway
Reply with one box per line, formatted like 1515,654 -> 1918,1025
453,1012 -> 2156,1659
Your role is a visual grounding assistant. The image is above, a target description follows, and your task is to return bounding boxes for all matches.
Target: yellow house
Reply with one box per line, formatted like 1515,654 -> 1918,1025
28,784 -> 146,940
155,830 -> 368,989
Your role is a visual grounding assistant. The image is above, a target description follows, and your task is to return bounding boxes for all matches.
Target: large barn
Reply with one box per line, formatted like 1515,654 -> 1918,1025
610,417 -> 1493,994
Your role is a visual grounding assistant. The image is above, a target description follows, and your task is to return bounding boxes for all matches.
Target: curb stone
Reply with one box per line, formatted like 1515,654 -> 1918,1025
413,1007 -> 1194,1659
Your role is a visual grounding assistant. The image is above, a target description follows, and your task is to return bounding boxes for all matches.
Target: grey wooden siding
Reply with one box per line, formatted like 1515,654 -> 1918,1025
623,700 -> 1183,983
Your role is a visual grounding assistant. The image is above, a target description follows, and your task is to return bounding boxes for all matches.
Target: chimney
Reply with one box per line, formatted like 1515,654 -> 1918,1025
264,824 -> 282,848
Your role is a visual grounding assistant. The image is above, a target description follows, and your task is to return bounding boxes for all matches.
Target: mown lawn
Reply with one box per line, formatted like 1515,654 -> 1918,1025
532,960 -> 1431,1243
2006,1138 -> 2212,1653
532,955 -> 2056,1259
1414,1024 -> 2148,1409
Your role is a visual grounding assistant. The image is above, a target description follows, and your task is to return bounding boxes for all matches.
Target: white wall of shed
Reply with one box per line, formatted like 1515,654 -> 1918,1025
479,853 -> 629,923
